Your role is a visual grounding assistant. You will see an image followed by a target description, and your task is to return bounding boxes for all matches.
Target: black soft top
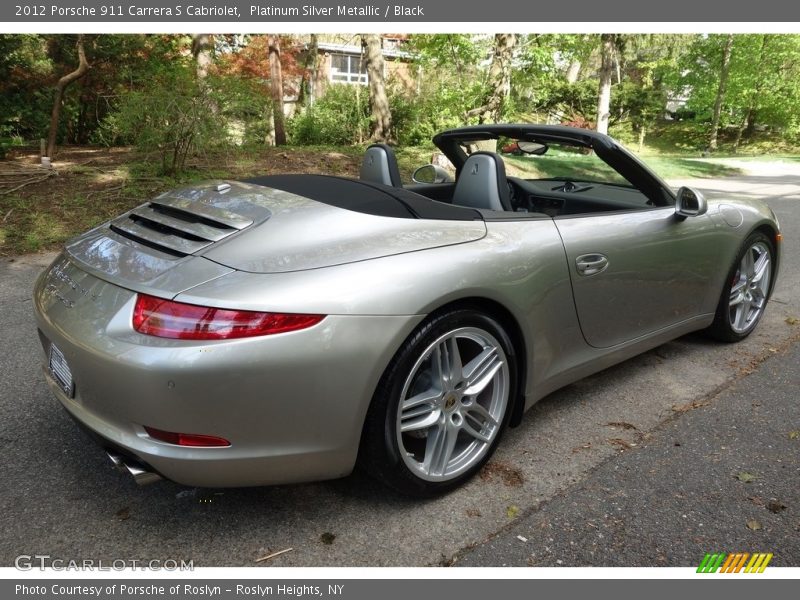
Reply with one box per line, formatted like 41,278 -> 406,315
244,174 -> 482,221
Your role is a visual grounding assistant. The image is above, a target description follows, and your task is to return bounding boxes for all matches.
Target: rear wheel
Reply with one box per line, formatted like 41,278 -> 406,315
707,232 -> 774,342
360,308 -> 516,496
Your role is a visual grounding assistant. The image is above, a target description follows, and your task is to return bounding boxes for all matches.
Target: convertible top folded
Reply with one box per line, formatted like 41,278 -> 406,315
244,174 -> 483,221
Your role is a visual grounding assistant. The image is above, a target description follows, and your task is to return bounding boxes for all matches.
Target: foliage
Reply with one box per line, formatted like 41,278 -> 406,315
679,34 -> 800,148
289,84 -> 370,145
406,34 -> 493,125
0,34 -> 54,141
104,65 -> 232,175
3,33 -> 800,157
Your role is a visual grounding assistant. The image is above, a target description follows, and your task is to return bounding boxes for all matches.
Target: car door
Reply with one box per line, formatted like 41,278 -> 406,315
555,206 -> 721,348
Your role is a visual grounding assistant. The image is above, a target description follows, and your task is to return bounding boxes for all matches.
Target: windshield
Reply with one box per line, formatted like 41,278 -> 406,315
498,139 -> 634,187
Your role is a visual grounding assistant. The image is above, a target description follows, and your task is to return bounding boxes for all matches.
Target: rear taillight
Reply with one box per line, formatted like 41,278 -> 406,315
133,294 -> 324,340
144,426 -> 230,447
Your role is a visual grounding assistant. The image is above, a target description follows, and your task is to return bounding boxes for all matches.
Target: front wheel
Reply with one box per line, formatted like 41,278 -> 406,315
359,308 -> 516,497
707,231 -> 775,342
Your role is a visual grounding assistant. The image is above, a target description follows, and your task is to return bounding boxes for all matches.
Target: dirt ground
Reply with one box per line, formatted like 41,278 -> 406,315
0,145 -> 363,256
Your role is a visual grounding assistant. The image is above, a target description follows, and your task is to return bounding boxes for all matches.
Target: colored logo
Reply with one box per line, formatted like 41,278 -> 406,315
697,553 -> 773,573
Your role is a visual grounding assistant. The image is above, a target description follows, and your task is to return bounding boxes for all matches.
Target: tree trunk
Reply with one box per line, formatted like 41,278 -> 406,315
735,35 -> 769,152
565,60 -> 581,83
192,34 -> 213,80
362,34 -> 393,143
595,34 -> 614,135
709,34 -> 734,152
268,35 -> 287,146
299,34 -> 319,107
465,33 -> 516,124
47,34 -> 90,159
733,107 -> 752,153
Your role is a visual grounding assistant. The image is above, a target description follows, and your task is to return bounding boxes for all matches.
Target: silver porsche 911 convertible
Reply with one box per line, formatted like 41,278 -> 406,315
33,125 -> 781,496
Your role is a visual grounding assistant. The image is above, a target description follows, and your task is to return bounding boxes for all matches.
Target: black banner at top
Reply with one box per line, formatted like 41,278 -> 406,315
3,0 -> 800,22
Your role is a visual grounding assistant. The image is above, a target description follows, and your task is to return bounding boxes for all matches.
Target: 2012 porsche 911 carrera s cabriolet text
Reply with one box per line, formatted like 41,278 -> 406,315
33,125 -> 781,496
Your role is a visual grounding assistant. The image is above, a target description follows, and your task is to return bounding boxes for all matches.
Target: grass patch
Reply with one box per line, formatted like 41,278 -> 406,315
395,146 -> 437,181
612,119 -> 800,158
0,145 -> 365,256
640,157 -> 742,180
507,152 -> 742,182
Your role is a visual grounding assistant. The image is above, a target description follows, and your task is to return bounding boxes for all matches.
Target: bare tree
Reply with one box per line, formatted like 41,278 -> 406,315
46,35 -> 90,159
192,34 -> 213,80
596,34 -> 615,135
565,60 -> 581,83
708,34 -> 734,152
362,34 -> 392,142
465,33 -> 516,123
268,35 -> 286,146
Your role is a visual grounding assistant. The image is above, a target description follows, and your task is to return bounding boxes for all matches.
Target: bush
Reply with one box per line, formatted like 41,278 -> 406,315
98,65 -> 231,175
289,85 -> 370,146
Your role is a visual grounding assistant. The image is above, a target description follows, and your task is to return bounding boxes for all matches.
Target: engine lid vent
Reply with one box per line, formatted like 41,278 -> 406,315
109,196 -> 254,257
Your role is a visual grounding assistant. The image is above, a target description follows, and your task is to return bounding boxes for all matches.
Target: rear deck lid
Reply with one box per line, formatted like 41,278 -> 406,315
65,177 -> 486,290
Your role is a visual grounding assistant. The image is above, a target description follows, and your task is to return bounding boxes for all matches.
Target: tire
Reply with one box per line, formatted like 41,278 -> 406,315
707,231 -> 775,342
359,308 -> 517,497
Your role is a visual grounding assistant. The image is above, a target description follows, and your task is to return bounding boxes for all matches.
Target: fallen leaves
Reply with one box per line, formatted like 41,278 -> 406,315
672,399 -> 710,414
115,507 -> 130,521
789,430 -> 799,440
607,438 -> 635,450
480,461 -> 524,487
735,471 -> 757,483
605,422 -> 638,430
785,316 -> 799,325
746,519 -> 762,531
767,500 -> 787,514
465,508 -> 482,518
319,532 -> 336,545
506,505 -> 520,519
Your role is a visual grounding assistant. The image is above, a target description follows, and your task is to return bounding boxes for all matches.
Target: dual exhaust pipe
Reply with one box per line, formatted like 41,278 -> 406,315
106,450 -> 162,485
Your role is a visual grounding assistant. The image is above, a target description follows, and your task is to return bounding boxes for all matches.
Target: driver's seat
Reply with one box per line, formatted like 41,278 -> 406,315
451,152 -> 512,211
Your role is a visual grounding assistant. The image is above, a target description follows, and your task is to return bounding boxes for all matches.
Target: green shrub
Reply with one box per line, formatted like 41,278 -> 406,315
289,85 -> 370,146
98,65 -> 230,175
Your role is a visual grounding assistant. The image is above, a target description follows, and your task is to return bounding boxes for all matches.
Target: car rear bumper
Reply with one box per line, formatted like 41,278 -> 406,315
34,256 -> 422,488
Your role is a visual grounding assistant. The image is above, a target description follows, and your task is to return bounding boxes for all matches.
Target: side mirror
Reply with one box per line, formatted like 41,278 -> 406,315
412,164 -> 453,184
675,186 -> 707,218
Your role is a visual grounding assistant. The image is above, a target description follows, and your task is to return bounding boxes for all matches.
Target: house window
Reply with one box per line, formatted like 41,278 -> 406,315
330,53 -> 367,84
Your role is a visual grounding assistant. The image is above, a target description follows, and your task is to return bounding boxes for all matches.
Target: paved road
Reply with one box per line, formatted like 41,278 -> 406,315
459,339 -> 800,567
0,161 -> 798,567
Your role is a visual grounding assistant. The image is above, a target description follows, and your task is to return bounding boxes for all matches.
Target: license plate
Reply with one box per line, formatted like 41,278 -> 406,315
49,343 -> 74,398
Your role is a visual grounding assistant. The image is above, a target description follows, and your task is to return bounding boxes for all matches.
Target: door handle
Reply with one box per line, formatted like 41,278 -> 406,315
576,253 -> 609,276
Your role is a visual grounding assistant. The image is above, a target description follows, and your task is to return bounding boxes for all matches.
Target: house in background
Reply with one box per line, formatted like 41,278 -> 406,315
295,35 -> 417,108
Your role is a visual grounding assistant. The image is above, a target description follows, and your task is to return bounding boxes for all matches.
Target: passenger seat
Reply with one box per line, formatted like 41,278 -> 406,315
360,144 -> 403,187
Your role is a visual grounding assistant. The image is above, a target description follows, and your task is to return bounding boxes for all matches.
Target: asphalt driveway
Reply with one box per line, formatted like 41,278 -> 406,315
0,160 -> 798,567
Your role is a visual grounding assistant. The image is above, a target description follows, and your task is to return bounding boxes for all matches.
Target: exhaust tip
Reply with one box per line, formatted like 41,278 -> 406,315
106,450 -> 162,485
105,450 -> 127,473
